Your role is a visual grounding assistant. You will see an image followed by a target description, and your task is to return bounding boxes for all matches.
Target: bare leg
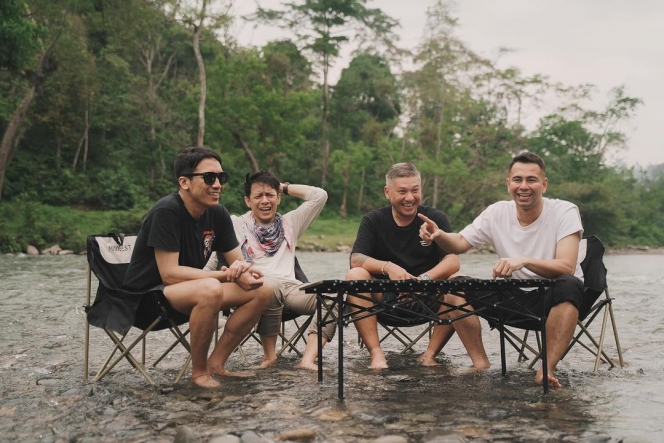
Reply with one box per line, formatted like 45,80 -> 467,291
257,334 -> 278,368
535,302 -> 578,389
208,284 -> 272,377
444,293 -> 490,370
297,334 -> 328,370
418,323 -> 455,366
349,293 -> 388,369
346,268 -> 387,369
163,278 -> 225,387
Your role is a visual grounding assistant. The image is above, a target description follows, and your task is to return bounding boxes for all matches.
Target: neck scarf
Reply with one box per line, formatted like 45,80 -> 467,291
240,212 -> 294,262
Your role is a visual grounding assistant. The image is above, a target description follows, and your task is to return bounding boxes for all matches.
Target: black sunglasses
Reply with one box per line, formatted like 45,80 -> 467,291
184,171 -> 229,185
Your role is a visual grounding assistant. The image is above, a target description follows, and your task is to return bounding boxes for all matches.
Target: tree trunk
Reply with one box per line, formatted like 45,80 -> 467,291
193,23 -> 206,148
55,132 -> 62,172
357,168 -> 365,212
72,109 -> 90,172
320,52 -> 330,188
232,131 -> 260,173
0,85 -> 37,199
82,108 -> 89,173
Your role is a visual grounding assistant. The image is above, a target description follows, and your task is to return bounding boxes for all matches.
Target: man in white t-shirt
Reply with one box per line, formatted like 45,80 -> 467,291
206,170 -> 336,370
419,151 -> 584,388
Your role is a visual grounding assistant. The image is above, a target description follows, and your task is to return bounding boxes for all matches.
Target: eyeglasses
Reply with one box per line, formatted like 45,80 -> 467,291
184,171 -> 229,185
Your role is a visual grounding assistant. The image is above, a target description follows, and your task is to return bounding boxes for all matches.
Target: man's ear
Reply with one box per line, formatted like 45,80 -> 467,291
178,176 -> 190,191
244,196 -> 251,208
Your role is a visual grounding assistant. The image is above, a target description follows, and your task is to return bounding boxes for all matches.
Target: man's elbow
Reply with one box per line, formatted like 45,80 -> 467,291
159,270 -> 180,286
449,255 -> 461,274
349,253 -> 364,269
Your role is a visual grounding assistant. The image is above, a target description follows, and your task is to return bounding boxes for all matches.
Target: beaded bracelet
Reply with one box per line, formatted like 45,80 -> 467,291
381,260 -> 391,275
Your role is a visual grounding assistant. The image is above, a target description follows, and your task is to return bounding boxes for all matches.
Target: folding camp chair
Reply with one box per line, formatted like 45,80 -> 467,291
357,309 -> 434,354
500,236 -> 624,373
222,256 -> 315,360
83,234 -> 191,385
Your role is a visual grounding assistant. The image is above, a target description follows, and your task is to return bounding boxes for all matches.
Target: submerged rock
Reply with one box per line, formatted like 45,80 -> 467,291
275,428 -> 316,441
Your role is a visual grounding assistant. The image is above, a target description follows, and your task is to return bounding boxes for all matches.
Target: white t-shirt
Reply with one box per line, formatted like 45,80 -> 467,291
459,198 -> 584,280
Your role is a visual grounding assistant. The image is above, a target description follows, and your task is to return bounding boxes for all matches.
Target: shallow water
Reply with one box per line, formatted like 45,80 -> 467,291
0,252 -> 662,442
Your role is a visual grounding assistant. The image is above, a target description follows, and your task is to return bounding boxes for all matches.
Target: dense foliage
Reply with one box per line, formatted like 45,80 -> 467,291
1,0 -> 663,252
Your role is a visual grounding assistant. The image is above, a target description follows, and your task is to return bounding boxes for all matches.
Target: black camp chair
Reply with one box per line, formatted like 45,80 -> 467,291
83,234 -> 191,385
498,236 -> 624,372
356,302 -> 435,354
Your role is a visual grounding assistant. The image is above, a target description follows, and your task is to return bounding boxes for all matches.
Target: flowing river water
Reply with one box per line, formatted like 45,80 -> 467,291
1,251 -> 662,442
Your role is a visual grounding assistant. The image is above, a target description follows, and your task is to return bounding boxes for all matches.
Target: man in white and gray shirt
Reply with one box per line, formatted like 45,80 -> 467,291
206,170 -> 336,369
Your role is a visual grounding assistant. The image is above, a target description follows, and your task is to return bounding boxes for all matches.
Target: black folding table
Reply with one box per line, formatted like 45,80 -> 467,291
304,278 -> 557,399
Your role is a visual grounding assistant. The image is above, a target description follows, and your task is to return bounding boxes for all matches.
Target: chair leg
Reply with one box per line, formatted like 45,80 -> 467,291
94,318 -> 162,385
84,264 -> 92,381
96,328 -> 158,385
153,329 -> 191,368
277,316 -> 314,357
606,290 -> 625,368
175,353 -> 191,384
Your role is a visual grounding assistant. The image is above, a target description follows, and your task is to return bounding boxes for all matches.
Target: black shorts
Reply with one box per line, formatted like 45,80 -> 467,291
134,286 -> 189,331
453,274 -> 584,330
376,290 -> 442,327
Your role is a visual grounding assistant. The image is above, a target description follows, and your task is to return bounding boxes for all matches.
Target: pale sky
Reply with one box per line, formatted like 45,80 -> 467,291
234,0 -> 664,167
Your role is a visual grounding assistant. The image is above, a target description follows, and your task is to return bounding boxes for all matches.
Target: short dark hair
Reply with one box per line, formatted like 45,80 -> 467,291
509,151 -> 546,174
243,170 -> 280,197
173,146 -> 223,178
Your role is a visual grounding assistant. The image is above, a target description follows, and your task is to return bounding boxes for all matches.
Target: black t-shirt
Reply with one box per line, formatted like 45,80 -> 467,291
351,205 -> 453,277
123,192 -> 239,292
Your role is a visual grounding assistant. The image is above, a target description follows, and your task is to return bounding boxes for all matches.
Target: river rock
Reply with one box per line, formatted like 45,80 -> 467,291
42,245 -> 62,255
174,426 -> 197,443
276,428 -> 316,441
422,429 -> 468,443
240,430 -> 268,443
316,410 -> 350,421
209,435 -> 241,443
372,436 -> 408,443
26,245 -> 39,255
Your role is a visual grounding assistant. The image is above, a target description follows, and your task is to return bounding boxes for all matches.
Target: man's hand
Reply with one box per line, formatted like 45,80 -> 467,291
493,257 -> 527,278
234,266 -> 265,291
418,213 -> 439,245
384,262 -> 415,280
225,260 -> 255,281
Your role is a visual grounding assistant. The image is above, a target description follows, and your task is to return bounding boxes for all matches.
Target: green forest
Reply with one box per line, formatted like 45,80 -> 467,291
2,0 -> 663,254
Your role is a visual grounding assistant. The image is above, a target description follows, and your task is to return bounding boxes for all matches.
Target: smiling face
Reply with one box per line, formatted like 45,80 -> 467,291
507,161 -> 548,212
178,157 -> 225,216
385,175 -> 421,225
245,182 -> 281,224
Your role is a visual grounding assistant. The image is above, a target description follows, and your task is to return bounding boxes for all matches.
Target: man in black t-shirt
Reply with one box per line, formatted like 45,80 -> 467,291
123,147 -> 272,388
346,162 -> 460,369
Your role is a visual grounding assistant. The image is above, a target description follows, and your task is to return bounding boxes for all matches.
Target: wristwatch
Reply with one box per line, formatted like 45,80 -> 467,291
282,182 -> 290,196
419,273 -> 431,280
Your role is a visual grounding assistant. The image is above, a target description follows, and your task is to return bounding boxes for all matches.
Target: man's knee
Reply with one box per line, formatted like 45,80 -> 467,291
196,278 -> 225,309
256,284 -> 274,305
346,267 -> 371,280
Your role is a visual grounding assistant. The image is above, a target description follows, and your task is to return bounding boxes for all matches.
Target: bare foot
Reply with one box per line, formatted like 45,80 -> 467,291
192,372 -> 220,388
296,361 -> 329,371
210,368 -> 255,378
535,368 -> 561,389
368,354 -> 388,370
417,354 -> 440,367
253,356 -> 277,369
458,365 -> 490,375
